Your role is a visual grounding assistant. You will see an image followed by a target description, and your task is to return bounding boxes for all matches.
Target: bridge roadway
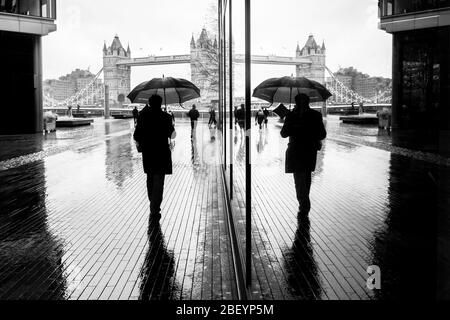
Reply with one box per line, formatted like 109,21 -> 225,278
0,117 -> 448,300
116,54 -> 311,67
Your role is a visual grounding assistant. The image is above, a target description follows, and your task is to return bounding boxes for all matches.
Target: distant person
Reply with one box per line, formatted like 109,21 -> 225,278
263,107 -> 270,128
132,106 -> 139,126
255,108 -> 265,130
188,104 -> 200,137
234,106 -> 239,128
235,104 -> 246,136
67,105 -> 73,118
281,94 -> 327,219
77,104 -> 81,113
208,106 -> 217,128
168,108 -> 175,125
134,95 -> 177,222
351,102 -> 356,111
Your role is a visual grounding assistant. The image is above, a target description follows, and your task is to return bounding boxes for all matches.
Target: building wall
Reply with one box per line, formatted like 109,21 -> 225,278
0,31 -> 43,134
391,26 -> 450,154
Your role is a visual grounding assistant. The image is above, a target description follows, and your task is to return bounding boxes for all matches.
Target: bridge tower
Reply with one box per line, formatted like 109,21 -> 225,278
296,35 -> 326,85
103,35 -> 131,107
190,28 -> 219,104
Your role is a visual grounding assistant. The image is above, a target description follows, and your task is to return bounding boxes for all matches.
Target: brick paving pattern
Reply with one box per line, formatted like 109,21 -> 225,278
228,116 -> 449,300
0,116 -> 448,300
0,119 -> 237,300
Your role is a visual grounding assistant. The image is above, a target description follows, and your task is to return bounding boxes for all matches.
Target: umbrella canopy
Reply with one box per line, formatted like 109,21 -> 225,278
253,76 -> 332,104
127,77 -> 201,106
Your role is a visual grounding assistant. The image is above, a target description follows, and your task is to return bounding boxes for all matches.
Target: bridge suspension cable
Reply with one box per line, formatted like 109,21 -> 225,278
324,66 -> 391,104
44,68 -> 104,108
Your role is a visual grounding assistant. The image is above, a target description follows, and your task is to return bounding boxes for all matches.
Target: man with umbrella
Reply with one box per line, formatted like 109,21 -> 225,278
188,104 -> 200,137
134,95 -> 177,222
281,94 -> 327,218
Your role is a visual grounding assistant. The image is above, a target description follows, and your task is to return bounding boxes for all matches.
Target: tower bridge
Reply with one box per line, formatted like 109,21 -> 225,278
103,30 -> 326,106
44,31 -> 391,109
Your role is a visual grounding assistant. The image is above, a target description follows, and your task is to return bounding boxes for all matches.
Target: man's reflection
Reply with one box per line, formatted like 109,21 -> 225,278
256,129 -> 268,154
191,135 -> 201,171
284,217 -> 321,299
139,222 -> 177,300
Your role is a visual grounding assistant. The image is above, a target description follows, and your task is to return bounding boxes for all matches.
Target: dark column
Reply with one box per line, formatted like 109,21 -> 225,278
391,34 -> 401,131
245,0 -> 252,288
0,31 -> 43,134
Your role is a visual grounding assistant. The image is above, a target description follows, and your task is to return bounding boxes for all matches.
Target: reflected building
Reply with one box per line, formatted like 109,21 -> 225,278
370,153 -> 447,299
0,160 -> 66,299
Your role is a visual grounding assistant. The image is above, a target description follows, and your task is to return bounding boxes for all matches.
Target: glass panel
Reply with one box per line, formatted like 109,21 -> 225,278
400,31 -> 441,131
0,0 -> 56,18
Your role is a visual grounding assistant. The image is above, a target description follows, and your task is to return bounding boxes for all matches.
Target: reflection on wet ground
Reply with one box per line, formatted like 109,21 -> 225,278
230,116 -> 449,300
0,116 -> 448,300
0,118 -> 236,300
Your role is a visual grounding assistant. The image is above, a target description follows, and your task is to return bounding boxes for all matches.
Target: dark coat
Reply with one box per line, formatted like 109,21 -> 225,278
188,109 -> 200,121
280,107 -> 326,173
134,106 -> 175,175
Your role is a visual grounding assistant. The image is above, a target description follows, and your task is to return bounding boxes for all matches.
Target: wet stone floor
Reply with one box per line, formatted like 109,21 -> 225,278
228,116 -> 449,300
0,118 -> 236,300
0,116 -> 449,300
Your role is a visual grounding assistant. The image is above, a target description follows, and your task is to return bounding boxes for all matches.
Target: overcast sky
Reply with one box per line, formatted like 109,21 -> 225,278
42,0 -> 392,95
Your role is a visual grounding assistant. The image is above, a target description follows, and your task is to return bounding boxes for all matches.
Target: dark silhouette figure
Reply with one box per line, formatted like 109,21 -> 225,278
132,106 -> 139,126
188,104 -> 200,136
139,223 -> 176,300
284,217 -> 322,299
208,107 -> 217,128
235,104 -> 246,136
255,109 -> 265,130
281,94 -> 326,218
134,95 -> 176,221
263,107 -> 270,128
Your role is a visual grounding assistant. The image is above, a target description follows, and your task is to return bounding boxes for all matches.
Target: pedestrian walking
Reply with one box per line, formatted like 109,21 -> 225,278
263,107 -> 270,128
168,108 -> 175,125
255,108 -> 265,130
281,94 -> 327,219
67,105 -> 73,118
134,95 -> 177,222
235,104 -> 246,136
208,106 -> 217,128
188,104 -> 200,137
132,106 -> 139,126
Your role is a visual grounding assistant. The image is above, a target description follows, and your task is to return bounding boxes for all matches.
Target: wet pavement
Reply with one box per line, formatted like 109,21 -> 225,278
0,118 -> 236,300
0,116 -> 449,300
229,116 -> 450,300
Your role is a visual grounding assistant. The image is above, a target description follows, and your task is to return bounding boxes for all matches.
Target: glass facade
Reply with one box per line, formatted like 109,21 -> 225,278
218,0 -> 252,293
391,26 -> 450,153
379,0 -> 450,17
0,0 -> 56,19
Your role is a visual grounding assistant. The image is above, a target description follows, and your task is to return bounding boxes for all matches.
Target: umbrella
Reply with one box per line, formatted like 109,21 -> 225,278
127,77 -> 201,106
252,76 -> 332,104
